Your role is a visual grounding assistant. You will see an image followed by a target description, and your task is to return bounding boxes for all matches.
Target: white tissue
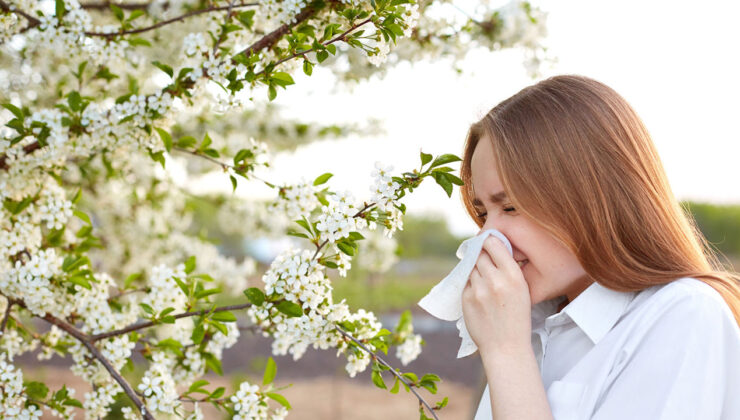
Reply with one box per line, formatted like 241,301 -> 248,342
417,229 -> 513,358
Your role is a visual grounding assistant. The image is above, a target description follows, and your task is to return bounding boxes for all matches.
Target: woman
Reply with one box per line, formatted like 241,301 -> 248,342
459,74 -> 740,419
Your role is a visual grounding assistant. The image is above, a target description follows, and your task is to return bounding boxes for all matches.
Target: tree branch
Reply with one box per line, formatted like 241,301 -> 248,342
0,299 -> 15,333
42,312 -> 155,420
236,4 -> 319,58
0,0 -> 41,27
90,302 -> 252,341
333,325 -> 440,420
80,1 -> 155,10
84,2 -> 258,38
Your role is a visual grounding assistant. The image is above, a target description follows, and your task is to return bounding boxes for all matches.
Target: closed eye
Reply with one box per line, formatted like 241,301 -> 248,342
475,207 -> 516,218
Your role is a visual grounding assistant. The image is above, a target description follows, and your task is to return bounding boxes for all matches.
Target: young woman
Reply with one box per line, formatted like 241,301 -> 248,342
459,75 -> 740,419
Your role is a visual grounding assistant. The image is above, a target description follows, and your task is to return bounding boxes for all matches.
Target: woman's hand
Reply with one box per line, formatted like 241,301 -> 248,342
462,236 -> 532,356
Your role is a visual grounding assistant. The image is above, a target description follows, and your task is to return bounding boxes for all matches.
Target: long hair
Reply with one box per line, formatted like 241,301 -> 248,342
459,74 -> 740,326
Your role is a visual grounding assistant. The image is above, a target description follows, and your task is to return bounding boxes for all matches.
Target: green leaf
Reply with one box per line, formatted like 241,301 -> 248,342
203,352 -> 223,375
347,231 -> 365,241
263,356 -> 277,385
429,154 -> 462,168
56,0 -> 67,19
109,3 -> 123,21
443,172 -> 464,186
152,61 -> 173,78
127,9 -> 145,22
73,209 -> 91,225
390,377 -> 400,394
433,171 -> 452,198
243,287 -> 265,306
371,369 -> 386,389
184,255 -> 196,274
420,151 -> 432,166
2,103 -> 24,120
266,392 -> 291,409
237,10 -> 255,29
24,381 -> 49,400
155,127 -> 172,152
303,60 -> 313,76
191,324 -> 205,344
326,44 -> 337,55
210,320 -> 228,336
271,72 -> 295,88
128,36 -> 151,47
435,396 -> 449,409
67,275 -> 92,290
316,50 -> 329,63
312,172 -> 333,186
210,311 -> 236,322
209,387 -> 225,399
176,135 -> 197,148
275,300 -> 303,318
67,91 -> 82,112
230,175 -> 237,192
139,303 -> 154,315
188,380 -> 210,394
268,84 -> 277,101
195,287 -> 221,299
336,241 -> 356,256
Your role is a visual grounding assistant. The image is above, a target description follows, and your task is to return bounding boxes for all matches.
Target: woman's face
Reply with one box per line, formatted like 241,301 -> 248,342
470,134 -> 593,305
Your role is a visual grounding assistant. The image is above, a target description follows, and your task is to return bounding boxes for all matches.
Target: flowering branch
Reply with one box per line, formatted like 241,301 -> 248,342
237,4 -> 318,58
0,299 -> 14,333
84,2 -> 259,38
0,0 -> 41,27
79,1 -> 154,10
41,312 -> 155,420
90,302 -> 252,341
334,324 -> 439,420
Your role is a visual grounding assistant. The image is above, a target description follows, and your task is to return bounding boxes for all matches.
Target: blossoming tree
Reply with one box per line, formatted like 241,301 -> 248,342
0,0 -> 548,418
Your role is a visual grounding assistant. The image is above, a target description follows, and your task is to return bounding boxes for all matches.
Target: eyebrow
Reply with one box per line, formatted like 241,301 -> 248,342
472,191 -> 507,207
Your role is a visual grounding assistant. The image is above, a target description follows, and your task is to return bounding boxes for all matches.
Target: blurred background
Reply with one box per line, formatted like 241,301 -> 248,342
13,0 -> 740,418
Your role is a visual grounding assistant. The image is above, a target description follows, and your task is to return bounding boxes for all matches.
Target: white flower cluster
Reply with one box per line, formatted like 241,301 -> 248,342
0,354 -> 42,419
0,248 -> 67,318
137,351 -> 182,415
35,184 -> 73,230
0,327 -> 38,363
248,248 -> 382,376
396,333 -> 422,366
369,161 -> 404,237
369,161 -> 400,212
183,32 -> 209,57
140,264 -> 188,314
83,381 -> 121,418
316,190 -> 368,243
259,0 -> 307,26
270,179 -> 320,220
366,38 -> 391,67
402,3 -> 421,37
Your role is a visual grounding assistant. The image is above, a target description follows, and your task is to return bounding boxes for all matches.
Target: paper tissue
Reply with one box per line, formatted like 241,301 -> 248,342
417,229 -> 513,358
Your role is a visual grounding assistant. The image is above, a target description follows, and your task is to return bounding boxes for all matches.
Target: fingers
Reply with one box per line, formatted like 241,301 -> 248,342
482,236 -> 518,274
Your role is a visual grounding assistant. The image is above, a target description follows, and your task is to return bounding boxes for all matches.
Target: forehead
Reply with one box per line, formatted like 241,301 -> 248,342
470,135 -> 505,205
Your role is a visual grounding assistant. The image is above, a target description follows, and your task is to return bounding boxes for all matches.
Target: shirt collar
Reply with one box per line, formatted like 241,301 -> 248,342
532,282 -> 637,344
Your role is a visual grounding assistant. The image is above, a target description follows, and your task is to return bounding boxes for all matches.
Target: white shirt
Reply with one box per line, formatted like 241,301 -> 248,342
473,277 -> 740,420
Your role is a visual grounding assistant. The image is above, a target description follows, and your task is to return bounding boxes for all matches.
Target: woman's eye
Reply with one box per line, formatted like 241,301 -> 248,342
476,212 -> 487,218
503,207 -> 516,213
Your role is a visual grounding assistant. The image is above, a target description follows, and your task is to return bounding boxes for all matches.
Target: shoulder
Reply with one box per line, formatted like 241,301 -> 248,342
624,277 -> 740,349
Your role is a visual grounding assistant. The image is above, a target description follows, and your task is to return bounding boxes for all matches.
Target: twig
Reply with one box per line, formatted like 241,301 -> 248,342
212,0 -> 237,55
0,0 -> 41,27
171,146 -> 272,185
90,302 -> 252,341
1,299 -> 15,333
237,5 -> 318,58
333,325 -> 440,420
80,1 -> 154,10
42,312 -> 155,420
84,2 -> 258,37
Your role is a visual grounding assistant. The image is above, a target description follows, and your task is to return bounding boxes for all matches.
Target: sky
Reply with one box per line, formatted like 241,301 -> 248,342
197,0 -> 740,238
